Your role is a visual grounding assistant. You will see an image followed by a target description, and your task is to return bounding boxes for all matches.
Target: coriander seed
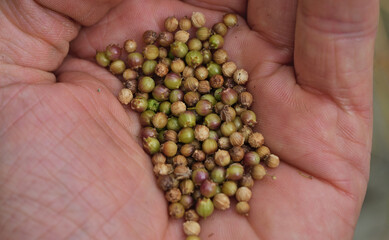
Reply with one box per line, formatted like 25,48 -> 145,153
143,30 -> 158,44
236,201 -> 250,216
157,174 -> 174,191
164,130 -> 177,142
183,77 -> 199,92
194,66 -> 208,80
220,105 -> 236,122
140,110 -> 155,127
222,180 -> 237,197
192,149 -> 206,162
165,16 -> 179,32
155,63 -> 169,77
211,166 -> 226,183
192,168 -> 209,185
152,84 -> 171,101
210,74 -> 224,88
109,60 -> 126,75
181,144 -> 196,157
221,88 -> 238,105
153,163 -> 172,176
195,99 -> 212,116
196,27 -> 211,41
95,51 -> 110,67
123,68 -> 138,80
124,39 -> 137,53
131,96 -> 148,112
240,174 -> 254,188
196,198 -> 214,218
213,22 -> 228,36
222,61 -> 237,77
138,76 -> 155,93
179,17 -> 192,30
141,127 -> 158,139
229,132 -> 245,147
175,30 -> 190,43
118,88 -> 133,105
152,153 -> 166,165
248,132 -> 264,148
226,163 -> 244,180
218,136 -> 232,149
214,149 -> 231,166
174,165 -> 192,180
256,145 -> 271,159
188,38 -> 202,51
202,138 -> 218,154
159,47 -> 168,58
251,164 -> 266,180
183,66 -> 195,78
161,141 -> 178,157
244,151 -> 260,166
209,34 -> 224,49
165,188 -> 182,203
180,195 -> 195,209
191,12 -> 206,28
266,154 -> 280,168
204,113 -> 221,130
239,91 -> 253,107
157,32 -> 174,47
220,121 -> 237,137
152,112 -> 168,129
230,146 -> 245,162
204,157 -> 216,171
223,13 -> 238,28
169,202 -> 185,218
127,52 -> 144,69
240,110 -> 257,127
186,236 -> 200,240
213,193 -> 230,210
195,125 -> 210,141
142,60 -> 157,75
236,186 -> 252,202
171,41 -> 189,58
213,49 -> 228,64
105,44 -> 121,61
171,101 -> 187,116
184,91 -> 201,107
178,127 -> 195,144
233,68 -> 249,85
198,81 -> 211,94
171,59 -> 186,73
180,179 -> 195,195
185,50 -> 204,68
185,209 -> 200,222
200,179 -> 217,198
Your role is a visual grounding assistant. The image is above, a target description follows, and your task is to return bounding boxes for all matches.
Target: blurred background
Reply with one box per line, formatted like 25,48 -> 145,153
354,1 -> 389,239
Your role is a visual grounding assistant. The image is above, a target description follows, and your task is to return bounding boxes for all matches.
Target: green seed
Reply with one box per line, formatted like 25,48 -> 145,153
139,76 -> 155,93
178,111 -> 196,128
167,117 -> 181,131
178,127 -> 195,144
159,101 -> 171,115
196,198 -> 214,218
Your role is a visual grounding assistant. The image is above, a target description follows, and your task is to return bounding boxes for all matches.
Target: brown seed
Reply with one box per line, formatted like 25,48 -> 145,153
152,153 -> 167,165
125,79 -> 137,93
191,12 -> 206,28
183,221 -> 201,236
184,91 -> 200,107
230,146 -> 245,162
239,125 -> 253,142
153,163 -> 173,176
213,22 -> 228,36
118,88 -> 133,105
173,155 -> 187,166
159,47 -> 168,58
194,66 -> 208,81
204,157 -> 216,171
236,187 -> 252,202
183,66 -> 195,78
194,125 -> 210,141
239,92 -> 253,108
161,141 -> 178,157
236,201 -> 250,216
218,137 -> 232,150
213,49 -> 228,65
223,77 -> 235,88
124,39 -> 137,53
181,144 -> 196,157
165,188 -> 182,202
155,63 -> 169,77
164,130 -> 178,142
240,174 -> 254,188
110,60 -> 126,74
174,165 -> 192,179
179,17 -> 192,30
171,101 -> 187,116
180,179 -> 195,194
229,132 -> 245,147
175,30 -> 190,43
158,32 -> 174,47
169,202 -> 185,218
223,13 -> 238,28
266,154 -> 280,168
251,164 -> 266,180
191,162 -> 205,170
214,150 -> 231,166
198,81 -> 211,94
210,74 -> 224,88
233,68 -> 249,85
183,77 -> 199,92
221,61 -> 237,78
156,174 -> 174,191
192,150 -> 206,162
220,105 -> 236,122
185,209 -> 200,222
214,102 -> 225,114
213,193 -> 230,210
165,16 -> 179,32
143,30 -> 158,44
256,145 -> 271,159
248,132 -> 265,148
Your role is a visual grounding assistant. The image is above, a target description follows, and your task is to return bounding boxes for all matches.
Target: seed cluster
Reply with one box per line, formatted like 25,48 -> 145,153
96,12 -> 280,240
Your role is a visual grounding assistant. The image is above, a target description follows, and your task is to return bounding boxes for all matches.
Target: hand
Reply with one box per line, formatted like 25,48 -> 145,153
0,0 -> 378,239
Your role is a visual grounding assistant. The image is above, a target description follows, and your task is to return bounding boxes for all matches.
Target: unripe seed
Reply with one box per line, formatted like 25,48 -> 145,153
95,51 -> 110,67
220,121 -> 237,137
202,138 -> 218,154
138,76 -> 155,93
223,13 -> 238,28
127,52 -> 144,69
226,163 -> 244,180
123,69 -> 138,81
196,198 -> 214,218
222,180 -> 237,196
110,60 -> 126,74
180,195 -> 194,209
211,166 -> 226,183
244,151 -> 260,166
178,127 -> 195,144
195,99 -> 212,116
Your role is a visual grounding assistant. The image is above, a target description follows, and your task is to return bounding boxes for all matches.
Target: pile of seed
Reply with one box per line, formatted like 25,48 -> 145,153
95,12 -> 280,240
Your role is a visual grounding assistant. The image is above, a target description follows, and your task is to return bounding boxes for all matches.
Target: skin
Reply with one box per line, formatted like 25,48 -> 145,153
0,0 -> 378,239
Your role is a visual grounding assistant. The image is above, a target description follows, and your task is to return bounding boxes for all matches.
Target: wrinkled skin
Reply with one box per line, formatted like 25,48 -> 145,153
0,0 -> 378,239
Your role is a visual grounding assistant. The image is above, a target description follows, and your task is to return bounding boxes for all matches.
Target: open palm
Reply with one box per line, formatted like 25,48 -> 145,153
0,0 -> 378,239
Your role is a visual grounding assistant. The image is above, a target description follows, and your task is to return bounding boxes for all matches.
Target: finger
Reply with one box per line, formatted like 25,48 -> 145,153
35,0 -> 122,26
247,0 -> 298,50
181,0 -> 247,16
294,0 -> 379,114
